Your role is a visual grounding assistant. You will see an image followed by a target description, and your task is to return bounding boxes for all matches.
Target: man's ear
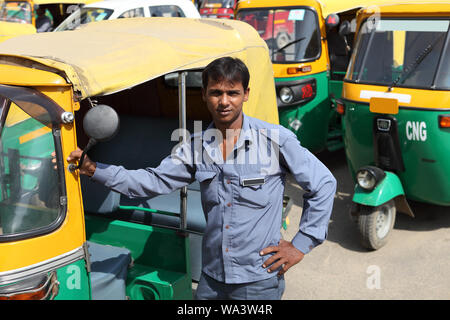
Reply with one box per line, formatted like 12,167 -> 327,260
243,87 -> 250,102
201,88 -> 206,101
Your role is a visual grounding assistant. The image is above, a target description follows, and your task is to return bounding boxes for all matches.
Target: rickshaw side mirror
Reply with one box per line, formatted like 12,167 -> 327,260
83,104 -> 120,143
69,104 -> 119,172
325,14 -> 340,29
338,20 -> 351,37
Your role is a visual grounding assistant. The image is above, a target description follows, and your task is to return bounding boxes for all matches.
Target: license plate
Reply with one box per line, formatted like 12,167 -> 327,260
369,97 -> 399,114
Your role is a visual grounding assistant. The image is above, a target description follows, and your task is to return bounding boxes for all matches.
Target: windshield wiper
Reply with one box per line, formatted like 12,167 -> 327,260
275,37 -> 306,53
389,33 -> 445,90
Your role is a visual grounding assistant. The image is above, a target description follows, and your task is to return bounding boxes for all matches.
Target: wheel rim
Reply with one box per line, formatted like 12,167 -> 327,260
375,205 -> 393,239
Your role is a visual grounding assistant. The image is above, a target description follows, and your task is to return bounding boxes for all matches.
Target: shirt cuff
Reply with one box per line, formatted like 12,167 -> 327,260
292,231 -> 321,255
91,162 -> 113,185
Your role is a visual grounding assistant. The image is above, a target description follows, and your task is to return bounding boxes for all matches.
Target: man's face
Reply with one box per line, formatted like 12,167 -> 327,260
202,78 -> 249,128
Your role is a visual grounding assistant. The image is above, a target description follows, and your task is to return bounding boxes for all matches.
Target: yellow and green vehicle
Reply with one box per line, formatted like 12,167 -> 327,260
341,2 -> 450,250
235,0 -> 398,153
0,17 -> 278,299
0,0 -> 97,41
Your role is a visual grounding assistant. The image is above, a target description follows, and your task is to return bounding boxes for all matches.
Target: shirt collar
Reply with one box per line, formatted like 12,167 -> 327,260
203,113 -> 253,147
201,113 -> 254,163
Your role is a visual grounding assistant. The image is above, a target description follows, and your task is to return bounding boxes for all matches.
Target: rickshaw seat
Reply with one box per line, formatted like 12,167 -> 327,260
87,241 -> 132,300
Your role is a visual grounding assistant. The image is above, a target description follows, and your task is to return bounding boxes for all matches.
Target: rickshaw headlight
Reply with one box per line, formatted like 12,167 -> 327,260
356,166 -> 386,191
279,87 -> 294,104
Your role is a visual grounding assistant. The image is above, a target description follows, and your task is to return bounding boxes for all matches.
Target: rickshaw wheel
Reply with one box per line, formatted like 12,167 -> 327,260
358,200 -> 396,250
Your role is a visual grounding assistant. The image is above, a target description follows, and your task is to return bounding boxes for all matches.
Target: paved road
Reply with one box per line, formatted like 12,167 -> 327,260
281,149 -> 450,300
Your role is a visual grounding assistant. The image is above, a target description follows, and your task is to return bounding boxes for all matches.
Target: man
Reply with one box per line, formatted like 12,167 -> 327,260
35,7 -> 52,33
68,57 -> 336,300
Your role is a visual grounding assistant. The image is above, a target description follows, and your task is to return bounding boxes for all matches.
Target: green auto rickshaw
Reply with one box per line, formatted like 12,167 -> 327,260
340,2 -> 450,250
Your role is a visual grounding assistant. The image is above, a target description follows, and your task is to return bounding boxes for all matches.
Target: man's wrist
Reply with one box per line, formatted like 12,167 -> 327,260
86,162 -> 97,177
291,231 -> 320,255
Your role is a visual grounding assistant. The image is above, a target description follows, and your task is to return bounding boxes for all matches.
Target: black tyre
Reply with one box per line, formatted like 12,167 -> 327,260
358,200 -> 396,250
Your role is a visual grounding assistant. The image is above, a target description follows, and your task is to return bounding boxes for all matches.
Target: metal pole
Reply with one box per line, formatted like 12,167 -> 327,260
178,72 -> 188,233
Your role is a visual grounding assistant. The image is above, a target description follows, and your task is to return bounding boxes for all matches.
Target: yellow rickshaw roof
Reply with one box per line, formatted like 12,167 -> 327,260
236,0 -> 405,17
0,17 -> 270,99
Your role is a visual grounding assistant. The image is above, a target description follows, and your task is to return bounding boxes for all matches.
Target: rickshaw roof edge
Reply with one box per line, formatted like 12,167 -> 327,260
358,1 -> 450,14
0,17 -> 270,99
236,0 -> 409,18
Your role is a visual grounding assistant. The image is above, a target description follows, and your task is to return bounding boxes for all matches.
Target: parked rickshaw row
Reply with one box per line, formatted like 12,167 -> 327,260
0,0 -> 448,300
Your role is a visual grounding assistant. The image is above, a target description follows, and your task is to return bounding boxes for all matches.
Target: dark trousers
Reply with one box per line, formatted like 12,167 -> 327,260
195,272 -> 285,300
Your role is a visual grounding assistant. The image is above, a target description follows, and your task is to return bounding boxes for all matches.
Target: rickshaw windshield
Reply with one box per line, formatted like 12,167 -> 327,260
0,1 -> 32,24
0,87 -> 64,242
346,18 -> 450,90
237,8 -> 321,63
201,0 -> 234,9
55,7 -> 114,31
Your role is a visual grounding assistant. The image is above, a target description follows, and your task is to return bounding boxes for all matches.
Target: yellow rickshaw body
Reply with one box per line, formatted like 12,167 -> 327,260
344,1 -> 450,109
0,21 -> 36,42
0,0 -> 98,40
0,17 -> 278,122
0,17 -> 278,299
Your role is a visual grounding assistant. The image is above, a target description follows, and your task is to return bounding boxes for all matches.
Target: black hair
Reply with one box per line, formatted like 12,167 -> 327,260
202,57 -> 250,90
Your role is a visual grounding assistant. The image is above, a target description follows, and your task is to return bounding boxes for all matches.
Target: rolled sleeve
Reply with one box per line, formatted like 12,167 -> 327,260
292,231 -> 321,255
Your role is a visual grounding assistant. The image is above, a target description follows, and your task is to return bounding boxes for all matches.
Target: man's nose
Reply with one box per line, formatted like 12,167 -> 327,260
219,94 -> 230,106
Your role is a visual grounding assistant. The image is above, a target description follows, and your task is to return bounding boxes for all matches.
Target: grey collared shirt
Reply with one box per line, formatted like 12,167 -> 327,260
91,113 -> 336,284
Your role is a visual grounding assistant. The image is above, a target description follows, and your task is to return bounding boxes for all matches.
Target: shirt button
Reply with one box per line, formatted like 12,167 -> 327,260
225,248 -> 229,252
226,179 -> 231,184
227,203 -> 231,207
225,225 -> 230,229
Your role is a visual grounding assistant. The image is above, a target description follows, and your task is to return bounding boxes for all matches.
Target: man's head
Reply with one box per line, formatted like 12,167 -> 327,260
202,57 -> 250,129
202,57 -> 250,91
36,7 -> 46,16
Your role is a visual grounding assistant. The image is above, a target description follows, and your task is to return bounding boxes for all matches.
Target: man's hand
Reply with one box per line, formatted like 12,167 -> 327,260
67,148 -> 97,177
260,240 -> 305,276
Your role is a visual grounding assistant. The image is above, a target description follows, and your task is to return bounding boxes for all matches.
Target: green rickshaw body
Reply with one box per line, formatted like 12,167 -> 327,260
343,101 -> 450,206
277,71 -> 331,152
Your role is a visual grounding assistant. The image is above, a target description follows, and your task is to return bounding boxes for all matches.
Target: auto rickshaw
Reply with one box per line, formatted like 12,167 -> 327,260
0,0 -> 98,41
340,2 -> 450,250
235,0 -> 398,153
0,17 -> 278,299
199,0 -> 236,19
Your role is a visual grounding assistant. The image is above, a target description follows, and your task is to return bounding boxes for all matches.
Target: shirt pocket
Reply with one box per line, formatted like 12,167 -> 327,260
195,170 -> 219,206
238,175 -> 269,209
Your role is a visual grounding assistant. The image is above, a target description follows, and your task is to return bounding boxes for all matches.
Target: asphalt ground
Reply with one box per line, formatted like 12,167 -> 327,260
281,149 -> 450,300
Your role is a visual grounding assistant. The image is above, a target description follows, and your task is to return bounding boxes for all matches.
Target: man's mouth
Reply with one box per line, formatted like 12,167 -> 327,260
217,109 -> 232,116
